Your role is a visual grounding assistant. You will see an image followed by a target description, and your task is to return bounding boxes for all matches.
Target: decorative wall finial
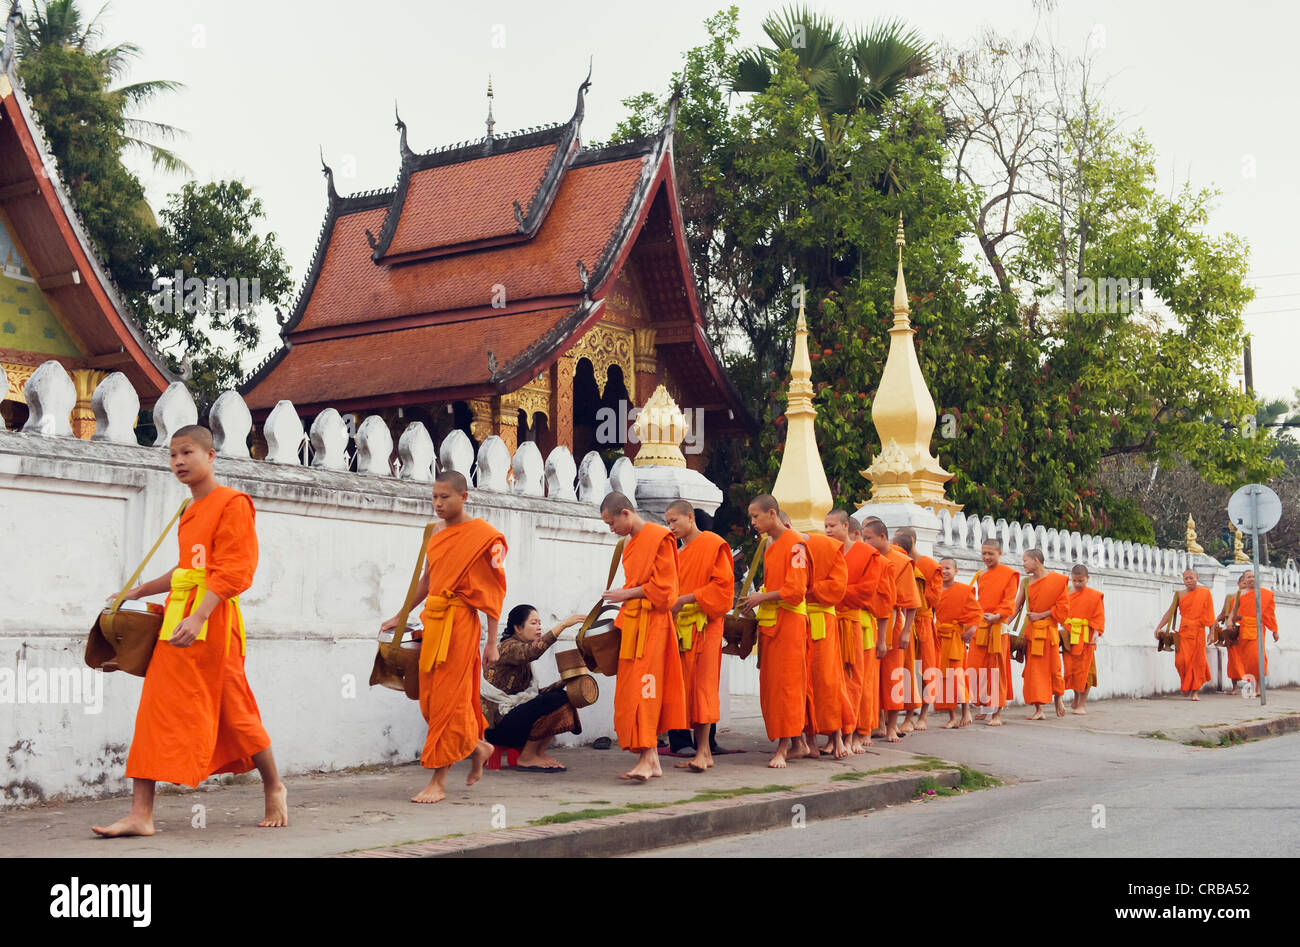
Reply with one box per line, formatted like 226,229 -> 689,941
486,75 -> 495,140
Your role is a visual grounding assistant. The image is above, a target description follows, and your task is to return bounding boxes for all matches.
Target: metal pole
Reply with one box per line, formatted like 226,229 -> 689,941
1251,486 -> 1266,705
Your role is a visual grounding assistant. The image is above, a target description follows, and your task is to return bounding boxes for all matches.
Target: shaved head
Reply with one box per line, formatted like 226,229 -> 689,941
435,469 -> 468,494
981,538 -> 1003,551
665,499 -> 695,518
749,494 -> 780,514
173,424 -> 213,450
1071,563 -> 1090,577
827,509 -> 851,526
1025,548 -> 1045,564
893,530 -> 914,553
862,517 -> 888,539
600,491 -> 634,516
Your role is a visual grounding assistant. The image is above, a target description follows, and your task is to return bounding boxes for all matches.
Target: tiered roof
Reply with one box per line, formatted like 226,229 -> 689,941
242,76 -> 750,435
0,55 -> 174,401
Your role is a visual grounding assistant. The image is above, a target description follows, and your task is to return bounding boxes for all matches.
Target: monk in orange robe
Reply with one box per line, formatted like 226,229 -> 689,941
1155,568 -> 1214,699
1214,575 -> 1249,690
800,528 -> 850,759
967,538 -> 1019,726
826,510 -> 866,749
378,471 -> 505,803
838,515 -> 891,751
861,517 -> 917,743
600,492 -> 689,781
666,499 -> 734,772
1064,564 -> 1104,714
1231,570 -> 1279,692
934,557 -> 980,728
740,494 -> 809,768
1014,549 -> 1069,719
94,425 -> 286,837
894,528 -> 941,732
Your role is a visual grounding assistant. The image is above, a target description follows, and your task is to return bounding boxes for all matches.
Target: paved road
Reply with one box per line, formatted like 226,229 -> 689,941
644,720 -> 1300,858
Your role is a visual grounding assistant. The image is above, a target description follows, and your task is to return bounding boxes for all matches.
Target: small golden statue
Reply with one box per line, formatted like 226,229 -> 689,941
1232,524 -> 1249,564
1185,514 -> 1204,556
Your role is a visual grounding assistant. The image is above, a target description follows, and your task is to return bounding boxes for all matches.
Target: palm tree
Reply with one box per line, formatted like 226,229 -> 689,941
730,5 -> 932,165
14,0 -> 190,174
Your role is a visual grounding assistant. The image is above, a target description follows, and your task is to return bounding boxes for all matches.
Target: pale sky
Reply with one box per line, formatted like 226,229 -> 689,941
74,0 -> 1298,399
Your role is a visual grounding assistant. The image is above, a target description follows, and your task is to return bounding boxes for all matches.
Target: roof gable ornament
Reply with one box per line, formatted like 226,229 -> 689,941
1,1 -> 19,74
319,146 -> 338,203
571,56 -> 594,125
394,101 -> 412,161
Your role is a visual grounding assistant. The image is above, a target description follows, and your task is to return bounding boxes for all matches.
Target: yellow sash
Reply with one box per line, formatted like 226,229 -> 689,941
975,619 -> 1005,654
1028,618 -> 1057,657
756,593 -> 807,628
158,568 -> 245,656
419,591 -> 466,673
1066,617 -> 1091,646
675,602 -> 706,652
860,611 -> 877,650
936,620 -> 966,662
618,598 -> 652,661
806,602 -> 836,641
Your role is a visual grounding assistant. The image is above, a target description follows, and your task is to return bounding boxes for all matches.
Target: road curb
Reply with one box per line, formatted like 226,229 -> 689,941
1203,714 -> 1300,745
339,768 -> 961,858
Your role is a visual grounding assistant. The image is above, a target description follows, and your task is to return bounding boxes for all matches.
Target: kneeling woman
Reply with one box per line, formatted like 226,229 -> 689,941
482,605 -> 586,771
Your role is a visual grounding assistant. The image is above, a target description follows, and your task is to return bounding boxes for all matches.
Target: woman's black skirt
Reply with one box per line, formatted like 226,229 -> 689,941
485,688 -> 580,749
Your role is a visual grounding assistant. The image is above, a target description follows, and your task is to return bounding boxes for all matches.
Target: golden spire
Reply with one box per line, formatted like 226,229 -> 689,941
772,293 -> 834,533
1186,514 -> 1204,555
863,215 -> 960,513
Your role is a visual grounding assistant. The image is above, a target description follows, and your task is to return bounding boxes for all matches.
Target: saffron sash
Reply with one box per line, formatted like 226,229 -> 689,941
675,602 -> 706,652
158,568 -> 245,656
806,602 -> 836,642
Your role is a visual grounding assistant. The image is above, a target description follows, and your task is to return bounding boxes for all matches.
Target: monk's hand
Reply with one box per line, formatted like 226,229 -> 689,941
1274,631 -> 1281,642
962,628 -> 975,644
603,588 -> 632,605
740,592 -> 766,613
170,614 -> 205,648
671,594 -> 690,616
983,612 -> 1000,623
484,641 -> 500,668
378,615 -> 399,638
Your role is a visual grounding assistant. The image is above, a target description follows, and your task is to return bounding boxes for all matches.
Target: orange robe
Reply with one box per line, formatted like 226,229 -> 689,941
910,555 -> 942,709
613,523 -> 688,750
967,564 -> 1019,708
934,581 -> 980,709
1221,593 -> 1244,681
126,486 -> 270,787
757,528 -> 809,741
1232,588 -> 1278,685
805,533 -> 849,736
675,531 -> 734,727
1063,586 -> 1105,692
837,542 -> 871,736
1173,586 -> 1214,693
1022,571 -> 1069,705
418,518 -> 507,769
848,542 -> 892,735
880,545 -> 919,712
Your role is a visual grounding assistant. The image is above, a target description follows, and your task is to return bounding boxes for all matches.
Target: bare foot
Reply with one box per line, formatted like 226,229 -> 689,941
92,813 -> 154,838
973,713 -> 988,721
787,740 -> 810,761
1026,709 -> 1045,720
886,725 -> 903,743
941,716 -> 958,729
411,779 -> 446,804
1054,698 -> 1067,718
768,751 -> 788,769
833,738 -> 851,760
1190,694 -> 1200,701
258,783 -> 288,828
870,728 -> 886,739
913,718 -> 929,732
900,718 -> 915,734
1072,707 -> 1088,715
466,742 -> 491,787
986,714 -> 1003,727
852,741 -> 869,754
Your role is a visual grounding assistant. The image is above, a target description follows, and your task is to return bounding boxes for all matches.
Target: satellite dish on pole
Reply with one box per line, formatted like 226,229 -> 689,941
1228,484 -> 1281,534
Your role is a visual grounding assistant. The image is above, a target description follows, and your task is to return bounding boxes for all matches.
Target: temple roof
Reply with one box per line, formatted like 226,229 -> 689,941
0,62 -> 175,400
241,82 -> 752,435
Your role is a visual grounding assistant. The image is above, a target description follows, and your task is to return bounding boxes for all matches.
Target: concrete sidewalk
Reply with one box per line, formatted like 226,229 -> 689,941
2,687 -> 1295,858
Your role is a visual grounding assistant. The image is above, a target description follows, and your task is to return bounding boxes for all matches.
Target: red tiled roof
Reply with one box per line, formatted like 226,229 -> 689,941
385,144 -> 558,256
294,157 -> 644,333
244,305 -> 575,411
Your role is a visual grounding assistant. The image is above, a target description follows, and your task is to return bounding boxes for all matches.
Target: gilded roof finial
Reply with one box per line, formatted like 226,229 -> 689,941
892,213 -> 909,329
486,75 -> 496,140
